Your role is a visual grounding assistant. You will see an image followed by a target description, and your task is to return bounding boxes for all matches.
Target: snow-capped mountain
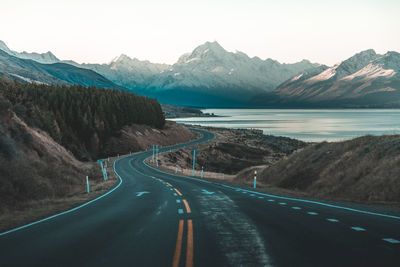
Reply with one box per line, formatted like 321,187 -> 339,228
251,50 -> 400,107
69,54 -> 169,90
17,51 -> 59,64
139,41 -> 321,106
0,40 -> 60,64
65,41 -> 321,107
0,49 -> 124,90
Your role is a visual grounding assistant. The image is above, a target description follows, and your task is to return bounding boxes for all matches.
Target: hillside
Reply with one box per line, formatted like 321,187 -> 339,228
0,80 -> 196,231
0,79 -> 164,160
0,49 -> 125,90
256,135 -> 400,204
251,50 -> 400,108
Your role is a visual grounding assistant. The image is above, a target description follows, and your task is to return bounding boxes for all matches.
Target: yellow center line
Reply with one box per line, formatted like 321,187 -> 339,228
174,188 -> 183,196
166,182 -> 173,187
182,199 -> 191,214
172,220 -> 184,267
186,220 -> 194,267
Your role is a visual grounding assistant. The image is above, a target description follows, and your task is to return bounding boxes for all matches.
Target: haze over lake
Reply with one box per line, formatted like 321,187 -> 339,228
171,109 -> 400,142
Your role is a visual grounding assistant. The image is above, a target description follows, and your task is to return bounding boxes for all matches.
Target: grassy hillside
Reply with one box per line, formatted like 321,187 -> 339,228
258,135 -> 400,204
0,78 -> 165,160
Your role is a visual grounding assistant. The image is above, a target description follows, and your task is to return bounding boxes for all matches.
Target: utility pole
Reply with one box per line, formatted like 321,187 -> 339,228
192,149 -> 196,176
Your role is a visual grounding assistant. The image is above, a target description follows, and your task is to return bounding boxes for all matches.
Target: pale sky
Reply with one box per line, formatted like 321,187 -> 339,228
1,0 -> 399,66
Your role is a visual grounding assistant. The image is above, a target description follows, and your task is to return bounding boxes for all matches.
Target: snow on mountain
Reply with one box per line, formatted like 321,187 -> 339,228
73,54 -> 170,89
141,41 -> 321,106
0,40 -> 60,64
252,50 -> 400,108
17,51 -> 60,64
0,40 -> 15,56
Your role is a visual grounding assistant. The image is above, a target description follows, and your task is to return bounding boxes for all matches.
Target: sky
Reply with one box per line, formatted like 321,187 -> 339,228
1,0 -> 399,66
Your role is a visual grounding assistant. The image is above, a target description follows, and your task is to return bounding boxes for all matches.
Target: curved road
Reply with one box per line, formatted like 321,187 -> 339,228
0,129 -> 399,266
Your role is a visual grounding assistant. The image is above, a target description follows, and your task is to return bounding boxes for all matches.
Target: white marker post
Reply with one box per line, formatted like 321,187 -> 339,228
192,149 -> 196,176
152,145 -> 155,163
175,166 -> 178,174
86,176 -> 90,193
254,170 -> 257,189
156,145 -> 159,167
201,166 -> 204,178
103,167 -> 108,181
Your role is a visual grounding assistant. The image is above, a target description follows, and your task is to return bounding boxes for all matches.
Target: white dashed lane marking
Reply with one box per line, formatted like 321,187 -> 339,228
279,202 -> 287,206
292,207 -> 301,210
258,196 -> 264,199
307,212 -> 318,215
173,193 -> 178,196
382,238 -> 400,244
250,194 -> 255,197
178,209 -> 184,214
327,218 -> 339,222
176,199 -> 181,203
351,227 -> 366,231
268,199 -> 275,202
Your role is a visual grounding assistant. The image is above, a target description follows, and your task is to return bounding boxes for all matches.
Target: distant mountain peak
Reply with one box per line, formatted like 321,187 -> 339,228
0,40 -> 14,55
111,54 -> 132,63
334,49 -> 379,79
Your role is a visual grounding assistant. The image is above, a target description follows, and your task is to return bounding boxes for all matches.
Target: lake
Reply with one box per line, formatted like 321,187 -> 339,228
170,109 -> 400,142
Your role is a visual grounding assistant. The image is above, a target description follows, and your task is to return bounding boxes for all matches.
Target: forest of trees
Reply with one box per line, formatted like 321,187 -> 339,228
0,78 -> 165,160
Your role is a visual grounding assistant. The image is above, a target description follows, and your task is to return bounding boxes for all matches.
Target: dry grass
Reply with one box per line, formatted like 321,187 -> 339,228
258,135 -> 400,205
157,126 -> 306,175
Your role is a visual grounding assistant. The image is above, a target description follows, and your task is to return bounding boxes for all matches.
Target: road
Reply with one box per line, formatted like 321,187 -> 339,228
0,129 -> 399,266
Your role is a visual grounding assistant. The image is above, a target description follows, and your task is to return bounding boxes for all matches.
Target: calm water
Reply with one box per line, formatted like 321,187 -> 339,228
170,109 -> 400,142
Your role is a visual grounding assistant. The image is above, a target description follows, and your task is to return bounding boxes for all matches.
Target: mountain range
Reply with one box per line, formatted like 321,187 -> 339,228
0,40 -> 399,108
62,41 -> 321,107
0,42 -> 124,90
251,49 -> 400,108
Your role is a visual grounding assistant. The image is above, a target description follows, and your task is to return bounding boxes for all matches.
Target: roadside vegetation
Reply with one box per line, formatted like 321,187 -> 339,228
0,78 -> 165,160
0,78 -> 196,232
257,135 -> 400,204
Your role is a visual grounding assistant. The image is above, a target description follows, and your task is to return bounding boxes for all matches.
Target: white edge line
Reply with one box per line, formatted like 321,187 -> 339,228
141,129 -> 400,221
0,157 -> 124,237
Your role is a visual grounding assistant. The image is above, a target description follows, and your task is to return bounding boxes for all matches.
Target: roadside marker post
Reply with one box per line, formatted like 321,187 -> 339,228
156,145 -> 159,167
176,166 -> 178,174
152,145 -> 155,163
98,159 -> 107,181
86,176 -> 90,193
254,170 -> 257,189
192,149 -> 196,176
201,166 -> 204,178
103,167 -> 108,181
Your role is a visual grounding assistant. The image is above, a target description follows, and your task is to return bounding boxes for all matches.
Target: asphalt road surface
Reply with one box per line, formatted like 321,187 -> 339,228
0,129 -> 399,267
